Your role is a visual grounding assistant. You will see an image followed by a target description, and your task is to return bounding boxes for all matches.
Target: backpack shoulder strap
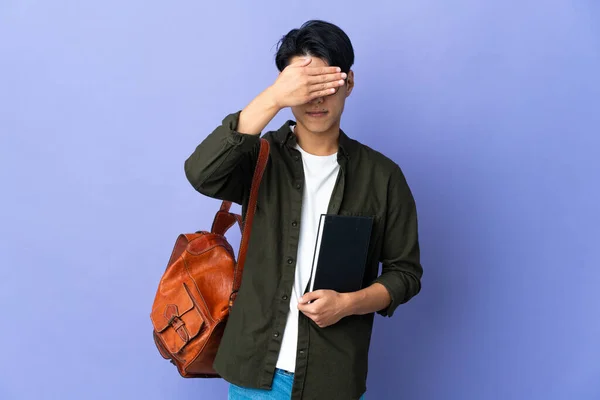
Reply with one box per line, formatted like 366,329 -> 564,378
210,201 -> 242,236
229,138 -> 270,307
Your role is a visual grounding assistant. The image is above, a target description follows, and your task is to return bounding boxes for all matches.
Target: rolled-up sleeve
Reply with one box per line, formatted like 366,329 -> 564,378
373,166 -> 423,318
184,111 -> 261,204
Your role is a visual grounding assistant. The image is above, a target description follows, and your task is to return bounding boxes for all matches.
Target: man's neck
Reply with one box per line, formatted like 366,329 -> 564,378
294,121 -> 340,156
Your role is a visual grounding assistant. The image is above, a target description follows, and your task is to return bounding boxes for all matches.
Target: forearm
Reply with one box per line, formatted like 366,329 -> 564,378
342,283 -> 392,316
237,86 -> 281,135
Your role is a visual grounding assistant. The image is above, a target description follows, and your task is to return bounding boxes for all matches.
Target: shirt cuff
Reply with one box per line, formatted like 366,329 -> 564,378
372,273 -> 407,318
222,111 -> 261,148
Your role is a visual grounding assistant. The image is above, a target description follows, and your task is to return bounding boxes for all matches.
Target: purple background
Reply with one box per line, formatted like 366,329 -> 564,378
2,1 -> 599,399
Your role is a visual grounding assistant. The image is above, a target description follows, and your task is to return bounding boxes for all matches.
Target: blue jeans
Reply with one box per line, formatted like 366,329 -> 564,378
228,368 -> 366,399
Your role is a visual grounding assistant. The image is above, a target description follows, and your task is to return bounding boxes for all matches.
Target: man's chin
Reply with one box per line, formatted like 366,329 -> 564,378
299,120 -> 334,134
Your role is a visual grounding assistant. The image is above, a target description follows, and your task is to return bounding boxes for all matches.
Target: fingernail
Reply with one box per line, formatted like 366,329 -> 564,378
341,73 -> 347,79
337,67 -> 341,72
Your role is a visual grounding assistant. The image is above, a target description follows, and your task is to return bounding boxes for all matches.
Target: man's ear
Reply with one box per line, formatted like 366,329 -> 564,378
345,70 -> 355,97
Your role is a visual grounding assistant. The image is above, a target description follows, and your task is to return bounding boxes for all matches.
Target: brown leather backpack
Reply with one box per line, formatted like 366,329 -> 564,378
150,138 -> 270,378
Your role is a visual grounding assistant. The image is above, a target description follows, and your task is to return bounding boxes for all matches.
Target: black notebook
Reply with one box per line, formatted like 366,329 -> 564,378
307,214 -> 374,294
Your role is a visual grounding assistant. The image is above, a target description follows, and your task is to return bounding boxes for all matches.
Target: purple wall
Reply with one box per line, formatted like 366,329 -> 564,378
2,1 -> 599,399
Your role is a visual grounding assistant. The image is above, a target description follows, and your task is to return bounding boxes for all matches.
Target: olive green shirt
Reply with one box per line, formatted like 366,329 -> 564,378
184,111 -> 423,400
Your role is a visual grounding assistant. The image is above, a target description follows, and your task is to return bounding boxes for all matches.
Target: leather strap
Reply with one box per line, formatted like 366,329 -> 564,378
211,201 -> 242,236
228,138 -> 270,307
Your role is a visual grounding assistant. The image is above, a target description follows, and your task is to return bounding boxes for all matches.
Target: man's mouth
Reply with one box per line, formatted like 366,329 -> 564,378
306,111 -> 328,118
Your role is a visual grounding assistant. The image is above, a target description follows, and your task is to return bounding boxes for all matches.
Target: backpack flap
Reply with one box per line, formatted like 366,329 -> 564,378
150,283 -> 205,354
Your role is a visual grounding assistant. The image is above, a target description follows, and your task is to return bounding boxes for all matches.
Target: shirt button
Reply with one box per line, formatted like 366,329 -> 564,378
273,332 -> 280,338
282,295 -> 288,301
294,155 -> 300,161
295,183 -> 302,190
291,221 -> 298,227
299,350 -> 305,356
287,257 -> 294,264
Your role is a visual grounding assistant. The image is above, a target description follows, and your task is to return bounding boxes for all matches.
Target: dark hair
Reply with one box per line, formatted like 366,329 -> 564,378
275,20 -> 354,73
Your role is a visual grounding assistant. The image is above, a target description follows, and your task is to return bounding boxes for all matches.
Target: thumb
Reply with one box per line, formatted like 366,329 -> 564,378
299,290 -> 321,304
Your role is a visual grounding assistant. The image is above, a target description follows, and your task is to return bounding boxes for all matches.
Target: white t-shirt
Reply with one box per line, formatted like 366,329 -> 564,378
275,129 -> 340,373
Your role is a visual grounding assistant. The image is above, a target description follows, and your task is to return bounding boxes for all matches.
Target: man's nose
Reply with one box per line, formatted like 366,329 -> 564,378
309,96 -> 324,104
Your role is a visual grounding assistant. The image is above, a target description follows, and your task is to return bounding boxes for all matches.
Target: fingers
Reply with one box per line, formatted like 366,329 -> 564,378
306,66 -> 342,75
306,72 -> 346,96
282,60 -> 346,104
300,290 -> 323,304
307,72 -> 347,84
299,309 -> 328,328
306,87 -> 336,100
308,79 -> 346,94
297,303 -> 316,315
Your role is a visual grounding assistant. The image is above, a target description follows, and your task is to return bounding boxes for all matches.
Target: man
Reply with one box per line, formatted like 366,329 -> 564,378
184,20 -> 422,400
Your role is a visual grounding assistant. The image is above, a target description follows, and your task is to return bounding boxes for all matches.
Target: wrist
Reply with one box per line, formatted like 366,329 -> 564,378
263,85 -> 283,111
340,292 -> 358,317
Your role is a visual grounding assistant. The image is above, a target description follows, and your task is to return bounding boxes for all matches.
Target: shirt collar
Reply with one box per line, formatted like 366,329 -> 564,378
274,120 -> 355,160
